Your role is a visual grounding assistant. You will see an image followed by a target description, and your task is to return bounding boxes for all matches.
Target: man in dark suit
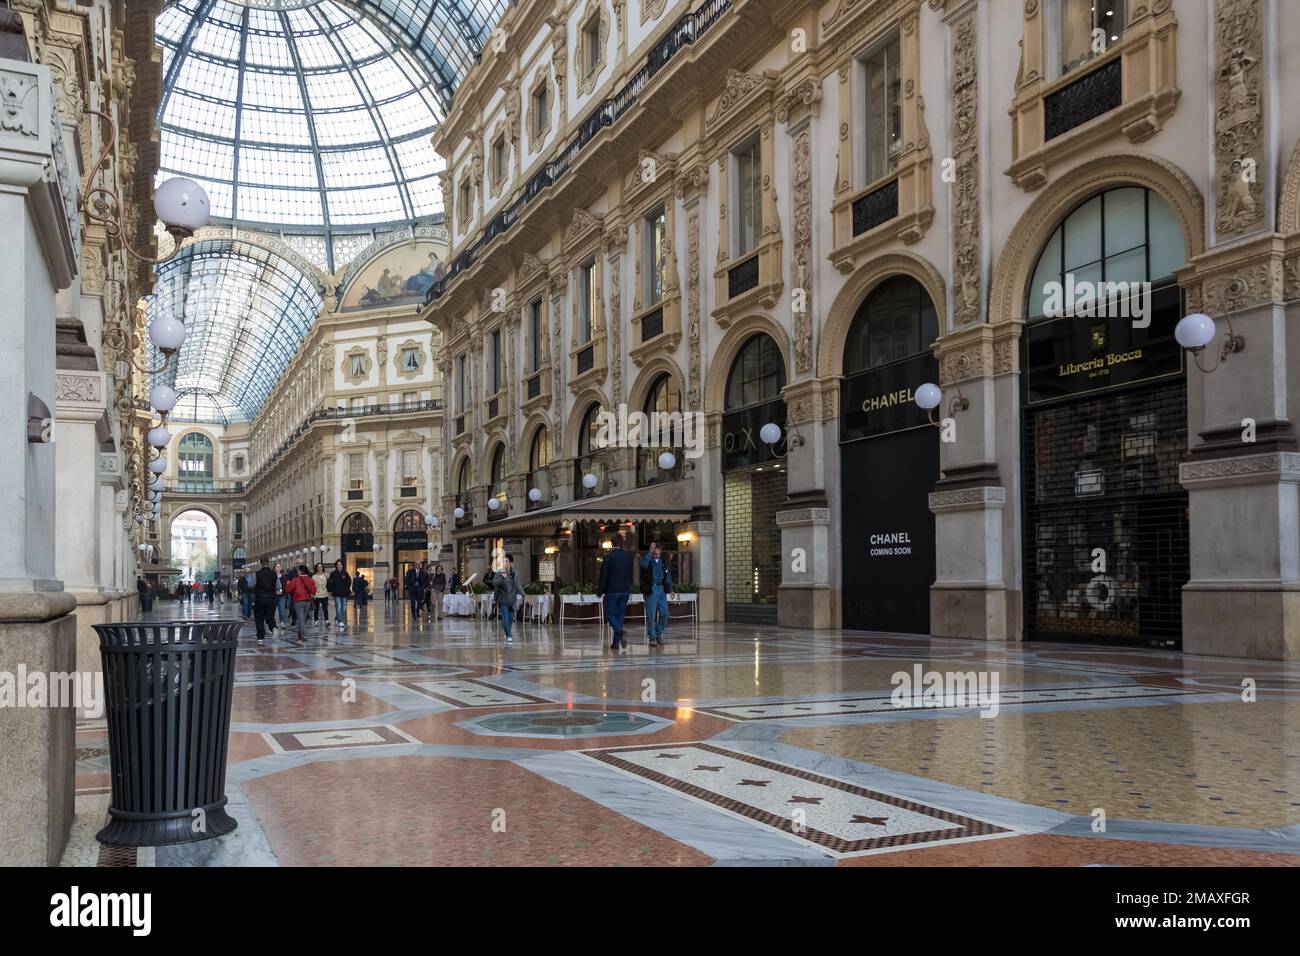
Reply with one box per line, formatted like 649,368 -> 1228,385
404,563 -> 428,623
597,532 -> 636,650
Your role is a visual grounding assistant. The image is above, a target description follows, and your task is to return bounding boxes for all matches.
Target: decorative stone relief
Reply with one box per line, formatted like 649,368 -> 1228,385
709,70 -> 765,126
791,124 -> 813,374
775,78 -> 822,125
685,202 -> 702,410
950,13 -> 981,327
605,229 -> 624,405
640,0 -> 668,24
56,372 -> 101,403
1215,0 -> 1265,237
0,69 -> 39,136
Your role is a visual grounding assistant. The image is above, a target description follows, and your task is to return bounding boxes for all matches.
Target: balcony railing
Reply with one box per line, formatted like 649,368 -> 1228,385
727,255 -> 759,298
425,0 -> 732,307
166,480 -> 246,495
641,306 -> 664,342
1045,57 -> 1122,141
851,176 -> 899,237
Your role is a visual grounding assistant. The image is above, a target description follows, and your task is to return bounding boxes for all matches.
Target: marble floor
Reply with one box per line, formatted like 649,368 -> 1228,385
63,598 -> 1300,866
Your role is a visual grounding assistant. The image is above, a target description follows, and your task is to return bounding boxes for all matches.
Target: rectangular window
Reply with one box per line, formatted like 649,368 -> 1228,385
401,348 -> 419,373
532,84 -> 549,136
1056,0 -> 1126,76
402,390 -> 417,406
584,17 -> 601,76
459,181 -> 472,227
348,453 -> 364,490
643,206 -> 666,306
733,135 -> 762,258
493,137 -> 506,182
529,299 -> 542,373
401,450 -> 418,486
233,512 -> 243,535
579,261 -> 596,344
350,396 -> 363,412
349,354 -> 366,378
489,329 -> 502,393
862,31 -> 902,185
456,354 -> 466,412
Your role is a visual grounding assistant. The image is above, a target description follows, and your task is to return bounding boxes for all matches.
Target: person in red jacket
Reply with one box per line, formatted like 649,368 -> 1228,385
284,565 -> 317,642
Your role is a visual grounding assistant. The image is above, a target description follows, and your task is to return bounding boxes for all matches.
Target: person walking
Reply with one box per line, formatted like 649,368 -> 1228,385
285,565 -> 316,643
205,579 -> 215,605
352,573 -> 368,616
485,554 -> 524,644
639,541 -> 675,647
430,564 -> 447,621
404,563 -> 427,623
253,563 -> 279,645
597,533 -> 635,650
273,562 -> 291,625
311,563 -> 330,626
449,569 -> 462,595
238,569 -> 255,620
327,560 -> 351,629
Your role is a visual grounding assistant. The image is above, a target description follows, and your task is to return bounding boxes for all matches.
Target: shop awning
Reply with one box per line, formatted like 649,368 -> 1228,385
451,475 -> 697,539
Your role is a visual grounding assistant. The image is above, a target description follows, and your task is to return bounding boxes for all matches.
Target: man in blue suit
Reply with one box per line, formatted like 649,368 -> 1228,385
596,532 -> 635,650
639,541 -> 674,647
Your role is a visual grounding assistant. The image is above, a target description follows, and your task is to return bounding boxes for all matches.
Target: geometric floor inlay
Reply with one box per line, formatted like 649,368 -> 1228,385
462,709 -> 666,738
398,679 -> 549,707
698,684 -> 1196,721
264,724 -> 420,753
584,743 -> 1012,855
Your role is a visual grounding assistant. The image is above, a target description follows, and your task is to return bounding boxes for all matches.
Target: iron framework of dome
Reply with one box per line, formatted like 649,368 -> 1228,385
147,238 -> 326,425
155,0 -> 508,272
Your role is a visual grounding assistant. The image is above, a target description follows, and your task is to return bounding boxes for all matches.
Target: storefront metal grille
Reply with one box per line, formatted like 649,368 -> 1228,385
1022,379 -> 1188,647
723,466 -> 784,623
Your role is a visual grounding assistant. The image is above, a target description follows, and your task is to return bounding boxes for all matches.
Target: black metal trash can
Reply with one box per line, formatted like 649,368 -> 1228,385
92,620 -> 243,847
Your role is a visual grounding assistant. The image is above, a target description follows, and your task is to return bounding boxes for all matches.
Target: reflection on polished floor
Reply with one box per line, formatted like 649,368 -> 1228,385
64,600 -> 1300,867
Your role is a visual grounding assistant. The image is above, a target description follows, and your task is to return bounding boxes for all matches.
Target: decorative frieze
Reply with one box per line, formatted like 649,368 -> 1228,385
929,486 -> 1007,512
1214,0 -> 1265,237
790,123 -> 813,374
950,12 -> 981,328
1181,452 -> 1300,485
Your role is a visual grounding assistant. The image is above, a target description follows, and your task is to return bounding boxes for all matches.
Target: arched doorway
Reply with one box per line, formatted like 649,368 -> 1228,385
839,276 -> 940,634
487,442 -> 506,520
340,511 -> 375,582
393,509 -> 428,596
1020,185 -> 1188,646
170,508 -> 219,582
574,401 -> 605,499
525,425 -> 552,510
722,332 -> 787,624
176,432 -> 215,491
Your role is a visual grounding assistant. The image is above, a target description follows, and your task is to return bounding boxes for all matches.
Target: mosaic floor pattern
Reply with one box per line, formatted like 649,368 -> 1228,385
61,600 -> 1300,867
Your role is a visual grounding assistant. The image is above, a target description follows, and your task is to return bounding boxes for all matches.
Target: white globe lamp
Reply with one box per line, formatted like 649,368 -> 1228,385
658,451 -> 677,471
153,177 -> 211,237
528,488 -> 542,502
1175,313 -> 1216,351
914,383 -> 942,411
759,422 -> 782,446
148,315 -> 186,354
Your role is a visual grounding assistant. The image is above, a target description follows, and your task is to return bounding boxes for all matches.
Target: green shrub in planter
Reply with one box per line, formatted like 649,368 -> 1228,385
468,582 -> 490,595
674,582 -> 699,593
523,582 -> 546,594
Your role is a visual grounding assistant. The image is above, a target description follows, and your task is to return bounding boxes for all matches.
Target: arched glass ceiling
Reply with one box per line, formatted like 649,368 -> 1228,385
147,239 -> 325,425
155,0 -> 507,269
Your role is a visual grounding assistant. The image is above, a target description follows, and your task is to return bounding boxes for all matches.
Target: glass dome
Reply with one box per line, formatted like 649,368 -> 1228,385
155,0 -> 507,269
146,238 -> 325,424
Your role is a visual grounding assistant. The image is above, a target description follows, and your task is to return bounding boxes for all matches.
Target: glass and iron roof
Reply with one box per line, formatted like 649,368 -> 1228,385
147,238 -> 325,425
155,0 -> 507,266
150,0 -> 507,425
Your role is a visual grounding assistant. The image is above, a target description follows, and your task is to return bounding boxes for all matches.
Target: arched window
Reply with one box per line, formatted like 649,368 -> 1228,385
637,373 -> 685,486
1026,186 -> 1184,321
726,334 -> 786,411
844,276 -> 938,374
343,512 -> 373,535
526,427 -> 552,510
575,402 -> 605,499
487,444 -> 506,519
178,432 -> 214,482
394,510 -> 424,532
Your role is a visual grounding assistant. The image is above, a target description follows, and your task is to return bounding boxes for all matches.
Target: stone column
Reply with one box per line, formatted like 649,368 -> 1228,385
0,59 -> 79,866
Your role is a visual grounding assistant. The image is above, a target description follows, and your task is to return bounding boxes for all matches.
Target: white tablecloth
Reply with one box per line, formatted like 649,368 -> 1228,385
524,594 -> 553,622
441,593 -> 476,616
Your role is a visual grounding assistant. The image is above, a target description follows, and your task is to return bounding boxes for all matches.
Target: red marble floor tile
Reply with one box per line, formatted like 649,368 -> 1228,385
236,654 -> 296,672
231,682 -> 391,724
228,731 -> 274,764
76,771 -> 110,793
243,755 -> 712,866
838,834 -> 1300,866
396,702 -> 731,750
